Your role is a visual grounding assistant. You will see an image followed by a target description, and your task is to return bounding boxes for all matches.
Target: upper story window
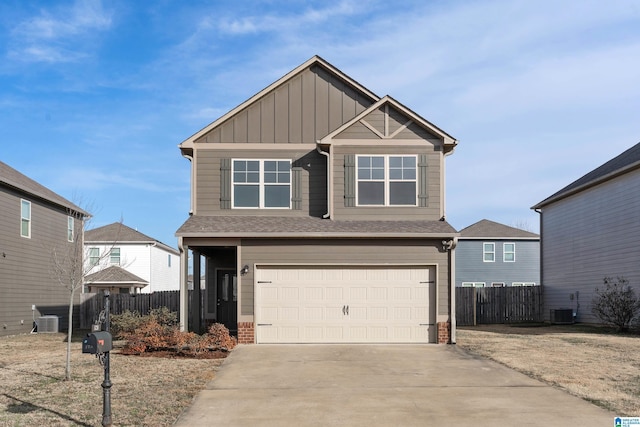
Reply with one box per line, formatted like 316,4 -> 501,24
20,199 -> 31,238
67,216 -> 74,242
110,248 -> 121,265
483,242 -> 495,262
232,159 -> 291,208
89,247 -> 100,266
356,155 -> 417,206
168,254 -> 172,267
503,243 -> 515,262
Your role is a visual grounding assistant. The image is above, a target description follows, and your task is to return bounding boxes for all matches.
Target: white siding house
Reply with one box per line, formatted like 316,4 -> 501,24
85,223 -> 180,293
532,142 -> 640,323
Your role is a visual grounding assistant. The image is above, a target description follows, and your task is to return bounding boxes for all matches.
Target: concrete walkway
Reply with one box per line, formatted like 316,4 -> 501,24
174,344 -> 615,427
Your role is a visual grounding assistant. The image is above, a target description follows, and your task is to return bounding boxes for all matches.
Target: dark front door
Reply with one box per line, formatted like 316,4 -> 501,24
216,270 -> 237,335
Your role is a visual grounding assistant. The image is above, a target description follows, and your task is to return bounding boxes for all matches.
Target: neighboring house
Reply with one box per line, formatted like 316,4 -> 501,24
532,141 -> 640,323
175,56 -> 459,344
0,161 -> 89,336
456,219 -> 540,288
84,223 -> 180,294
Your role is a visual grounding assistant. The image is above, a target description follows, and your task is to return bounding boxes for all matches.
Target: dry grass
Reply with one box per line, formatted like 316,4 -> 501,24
457,324 -> 640,415
0,332 -> 225,427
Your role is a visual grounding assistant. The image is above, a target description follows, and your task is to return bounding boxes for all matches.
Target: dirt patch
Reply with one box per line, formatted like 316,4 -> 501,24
0,332 -> 227,426
457,324 -> 640,415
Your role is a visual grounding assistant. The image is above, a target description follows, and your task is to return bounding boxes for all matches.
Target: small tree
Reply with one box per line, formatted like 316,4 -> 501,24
50,203 -> 124,380
591,276 -> 640,332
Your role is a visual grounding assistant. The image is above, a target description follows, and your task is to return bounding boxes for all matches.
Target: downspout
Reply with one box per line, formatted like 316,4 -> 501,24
178,236 -> 188,332
448,236 -> 458,344
183,154 -> 195,215
534,207 -> 544,319
317,145 -> 331,219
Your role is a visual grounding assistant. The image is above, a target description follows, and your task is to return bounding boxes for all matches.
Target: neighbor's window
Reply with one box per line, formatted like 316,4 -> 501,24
168,254 -> 171,267
110,248 -> 121,265
89,247 -> 100,266
483,243 -> 495,262
67,216 -> 74,242
491,282 -> 505,287
356,155 -> 417,206
232,159 -> 291,208
512,282 -> 536,287
21,199 -> 31,238
503,243 -> 515,262
462,282 -> 485,287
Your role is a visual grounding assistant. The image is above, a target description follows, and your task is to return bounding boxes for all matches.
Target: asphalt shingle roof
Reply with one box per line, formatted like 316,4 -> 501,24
533,141 -> 640,208
458,219 -> 539,239
176,215 -> 457,238
0,161 -> 88,216
84,265 -> 148,285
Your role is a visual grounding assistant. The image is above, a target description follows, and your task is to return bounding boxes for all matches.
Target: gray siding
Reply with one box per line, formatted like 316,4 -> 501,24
0,186 -> 83,336
455,240 -> 540,287
195,148 -> 327,217
238,238 -> 450,319
196,65 -> 374,145
541,169 -> 640,323
332,146 -> 442,220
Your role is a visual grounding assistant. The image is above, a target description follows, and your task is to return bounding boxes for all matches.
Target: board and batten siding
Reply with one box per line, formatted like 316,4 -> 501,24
455,240 -> 540,287
332,146 -> 442,221
541,169 -> 640,323
0,186 -> 83,336
195,65 -> 374,145
237,239 -> 449,322
194,148 -> 327,217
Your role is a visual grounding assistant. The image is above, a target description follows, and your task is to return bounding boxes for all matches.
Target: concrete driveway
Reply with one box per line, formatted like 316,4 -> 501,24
174,344 -> 614,427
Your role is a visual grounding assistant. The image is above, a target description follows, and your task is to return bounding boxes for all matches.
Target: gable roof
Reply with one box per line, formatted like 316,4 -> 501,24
458,219 -> 539,239
84,265 -> 148,288
533,141 -> 640,209
0,161 -> 89,217
85,222 -> 178,254
179,55 -> 380,151
320,95 -> 457,149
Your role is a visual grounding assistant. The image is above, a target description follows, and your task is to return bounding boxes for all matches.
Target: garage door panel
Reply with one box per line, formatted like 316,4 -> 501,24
256,267 -> 433,344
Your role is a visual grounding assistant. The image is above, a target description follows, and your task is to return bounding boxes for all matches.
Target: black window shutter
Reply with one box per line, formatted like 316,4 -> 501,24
220,158 -> 231,209
292,167 -> 302,210
344,154 -> 356,207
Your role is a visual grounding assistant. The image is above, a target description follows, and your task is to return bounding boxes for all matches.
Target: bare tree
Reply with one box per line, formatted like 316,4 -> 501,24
50,204 -> 123,381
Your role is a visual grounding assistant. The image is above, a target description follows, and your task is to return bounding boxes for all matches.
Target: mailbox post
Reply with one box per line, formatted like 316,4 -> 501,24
81,290 -> 113,426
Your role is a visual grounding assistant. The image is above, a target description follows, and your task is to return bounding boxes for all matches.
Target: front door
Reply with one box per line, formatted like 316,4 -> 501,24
216,270 -> 238,335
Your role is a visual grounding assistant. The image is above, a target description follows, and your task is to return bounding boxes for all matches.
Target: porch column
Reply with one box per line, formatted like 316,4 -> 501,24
191,250 -> 202,334
179,239 -> 189,332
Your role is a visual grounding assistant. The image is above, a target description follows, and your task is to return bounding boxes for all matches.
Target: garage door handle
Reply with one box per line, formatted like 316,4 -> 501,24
346,305 -> 349,315
342,305 -> 346,315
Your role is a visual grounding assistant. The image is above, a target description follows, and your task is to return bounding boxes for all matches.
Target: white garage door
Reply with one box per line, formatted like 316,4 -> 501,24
255,266 -> 434,343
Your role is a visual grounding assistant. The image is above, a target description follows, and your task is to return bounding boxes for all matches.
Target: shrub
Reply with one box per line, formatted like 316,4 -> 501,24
110,307 -> 177,339
591,276 -> 640,332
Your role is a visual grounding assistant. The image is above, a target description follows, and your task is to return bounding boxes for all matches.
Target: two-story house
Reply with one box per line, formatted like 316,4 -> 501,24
456,219 -> 540,288
0,161 -> 88,336
84,222 -> 180,294
176,56 -> 459,344
532,141 -> 640,323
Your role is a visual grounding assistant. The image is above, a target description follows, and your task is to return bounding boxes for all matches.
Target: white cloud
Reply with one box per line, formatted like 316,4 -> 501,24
9,0 -> 112,63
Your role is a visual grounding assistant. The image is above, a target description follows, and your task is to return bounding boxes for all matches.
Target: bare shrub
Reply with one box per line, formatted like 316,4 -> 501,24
591,276 -> 640,332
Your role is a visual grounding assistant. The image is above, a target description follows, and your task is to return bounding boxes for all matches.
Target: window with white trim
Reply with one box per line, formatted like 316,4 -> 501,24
89,247 -> 99,267
512,282 -> 536,287
462,282 -> 485,287
491,282 -> 505,287
483,243 -> 495,262
356,155 -> 417,206
110,248 -> 121,265
20,199 -> 31,238
67,216 -> 74,242
503,242 -> 515,262
232,159 -> 291,208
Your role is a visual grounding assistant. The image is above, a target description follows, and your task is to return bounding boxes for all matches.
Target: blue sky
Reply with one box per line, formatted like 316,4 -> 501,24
2,0 -> 639,247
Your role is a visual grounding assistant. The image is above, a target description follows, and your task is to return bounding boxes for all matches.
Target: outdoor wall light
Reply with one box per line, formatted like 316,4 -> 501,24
240,265 -> 250,275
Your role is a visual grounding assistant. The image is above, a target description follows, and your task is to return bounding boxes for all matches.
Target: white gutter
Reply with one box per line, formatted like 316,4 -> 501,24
316,145 -> 331,219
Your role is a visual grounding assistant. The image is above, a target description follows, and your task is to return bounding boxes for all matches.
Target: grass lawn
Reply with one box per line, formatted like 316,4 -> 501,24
456,323 -> 640,416
0,331 -> 226,426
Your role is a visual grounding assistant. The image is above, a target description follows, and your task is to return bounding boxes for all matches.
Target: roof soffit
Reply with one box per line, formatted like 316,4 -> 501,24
179,56 -> 381,149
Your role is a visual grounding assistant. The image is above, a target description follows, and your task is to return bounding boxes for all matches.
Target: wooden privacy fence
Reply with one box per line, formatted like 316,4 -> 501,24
80,291 -> 204,329
456,286 -> 543,326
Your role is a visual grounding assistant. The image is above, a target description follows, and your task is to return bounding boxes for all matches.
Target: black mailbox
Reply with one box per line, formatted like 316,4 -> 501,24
82,331 -> 113,354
